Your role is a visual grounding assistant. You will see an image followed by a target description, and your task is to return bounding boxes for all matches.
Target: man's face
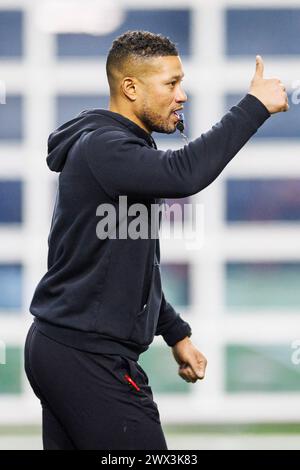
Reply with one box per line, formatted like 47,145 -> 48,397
134,56 -> 187,134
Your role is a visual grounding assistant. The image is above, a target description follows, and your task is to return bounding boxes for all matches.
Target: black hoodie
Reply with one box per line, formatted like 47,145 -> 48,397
30,94 -> 270,360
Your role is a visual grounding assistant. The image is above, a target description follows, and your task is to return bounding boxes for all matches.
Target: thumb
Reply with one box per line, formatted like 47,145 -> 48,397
253,54 -> 264,80
189,358 -> 205,379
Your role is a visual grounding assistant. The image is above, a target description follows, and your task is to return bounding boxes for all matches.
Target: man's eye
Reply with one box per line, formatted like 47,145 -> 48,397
168,79 -> 184,87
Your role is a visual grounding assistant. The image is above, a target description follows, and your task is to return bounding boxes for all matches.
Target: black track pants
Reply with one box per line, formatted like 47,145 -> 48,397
24,322 -> 168,450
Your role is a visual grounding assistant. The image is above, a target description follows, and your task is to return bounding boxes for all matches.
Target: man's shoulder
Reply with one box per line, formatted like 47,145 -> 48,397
84,126 -> 145,147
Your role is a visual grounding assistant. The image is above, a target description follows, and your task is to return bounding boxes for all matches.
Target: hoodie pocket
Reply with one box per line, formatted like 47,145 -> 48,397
128,261 -> 162,346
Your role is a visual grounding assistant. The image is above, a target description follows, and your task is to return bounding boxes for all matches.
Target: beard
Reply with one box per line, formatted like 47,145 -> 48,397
139,103 -> 177,134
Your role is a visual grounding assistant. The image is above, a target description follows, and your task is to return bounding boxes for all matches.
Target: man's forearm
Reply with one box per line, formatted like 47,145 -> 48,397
155,292 -> 192,347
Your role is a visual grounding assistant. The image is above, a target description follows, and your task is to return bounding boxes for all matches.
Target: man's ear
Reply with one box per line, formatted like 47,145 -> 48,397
121,77 -> 137,101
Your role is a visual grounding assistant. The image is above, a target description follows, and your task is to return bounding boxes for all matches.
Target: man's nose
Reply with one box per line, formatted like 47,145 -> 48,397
176,85 -> 187,103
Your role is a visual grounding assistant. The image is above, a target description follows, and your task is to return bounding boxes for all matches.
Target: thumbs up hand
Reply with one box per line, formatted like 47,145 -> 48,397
249,55 -> 289,114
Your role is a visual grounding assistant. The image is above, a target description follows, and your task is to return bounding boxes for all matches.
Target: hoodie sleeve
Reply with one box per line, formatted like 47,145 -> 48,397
84,94 -> 270,200
155,291 -> 192,346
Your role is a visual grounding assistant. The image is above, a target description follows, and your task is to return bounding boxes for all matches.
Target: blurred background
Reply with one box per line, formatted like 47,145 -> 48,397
1,0 -> 300,450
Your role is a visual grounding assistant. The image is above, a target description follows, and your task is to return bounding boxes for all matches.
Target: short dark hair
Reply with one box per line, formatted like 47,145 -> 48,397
106,30 -> 178,94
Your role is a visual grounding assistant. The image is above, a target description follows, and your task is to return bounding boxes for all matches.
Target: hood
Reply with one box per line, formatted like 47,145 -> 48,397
46,108 -> 155,172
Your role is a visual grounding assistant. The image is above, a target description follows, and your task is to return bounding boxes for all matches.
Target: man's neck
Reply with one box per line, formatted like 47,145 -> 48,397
108,102 -> 152,135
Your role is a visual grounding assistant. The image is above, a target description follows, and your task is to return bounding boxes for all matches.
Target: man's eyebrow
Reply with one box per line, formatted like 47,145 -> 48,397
168,73 -> 185,80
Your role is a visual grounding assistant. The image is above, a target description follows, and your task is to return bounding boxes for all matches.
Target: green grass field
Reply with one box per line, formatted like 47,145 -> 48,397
0,424 -> 299,450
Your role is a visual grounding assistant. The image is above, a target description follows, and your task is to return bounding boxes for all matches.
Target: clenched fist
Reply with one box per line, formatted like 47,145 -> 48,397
172,336 -> 207,383
249,55 -> 289,114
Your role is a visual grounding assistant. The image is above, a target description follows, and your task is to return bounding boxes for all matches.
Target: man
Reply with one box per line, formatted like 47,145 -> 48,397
24,30 -> 288,450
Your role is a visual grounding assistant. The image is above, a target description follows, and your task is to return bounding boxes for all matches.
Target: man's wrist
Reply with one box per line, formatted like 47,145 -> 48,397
172,335 -> 192,348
